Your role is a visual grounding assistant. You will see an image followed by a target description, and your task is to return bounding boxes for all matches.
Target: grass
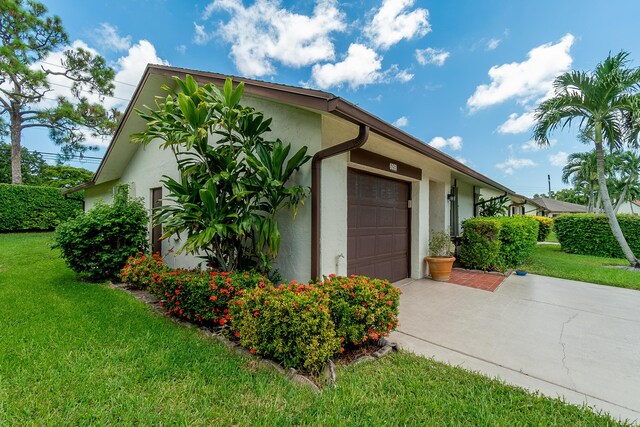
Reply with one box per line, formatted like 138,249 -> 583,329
521,244 -> 639,290
0,232 -> 629,426
545,231 -> 559,243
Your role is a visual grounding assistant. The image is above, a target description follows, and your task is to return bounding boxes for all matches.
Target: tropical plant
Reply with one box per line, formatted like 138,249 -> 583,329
613,150 -> 640,213
132,76 -> 310,273
533,52 -> 640,267
0,0 -> 118,184
477,195 -> 510,216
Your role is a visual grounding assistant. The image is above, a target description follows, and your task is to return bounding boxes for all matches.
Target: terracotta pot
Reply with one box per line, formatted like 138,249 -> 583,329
425,256 -> 456,282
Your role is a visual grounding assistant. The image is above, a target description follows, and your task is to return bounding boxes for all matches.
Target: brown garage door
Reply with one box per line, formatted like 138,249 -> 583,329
347,169 -> 410,282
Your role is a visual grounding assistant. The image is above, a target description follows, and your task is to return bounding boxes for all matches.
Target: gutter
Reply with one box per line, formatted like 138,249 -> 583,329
61,181 -> 95,195
311,124 -> 369,279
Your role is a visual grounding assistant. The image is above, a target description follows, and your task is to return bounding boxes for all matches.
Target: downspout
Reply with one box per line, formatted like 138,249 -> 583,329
311,124 -> 369,280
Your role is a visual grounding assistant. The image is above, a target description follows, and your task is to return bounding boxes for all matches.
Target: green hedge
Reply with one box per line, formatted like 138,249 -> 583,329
0,184 -> 83,232
554,214 -> 640,258
460,216 -> 538,270
530,216 -> 553,242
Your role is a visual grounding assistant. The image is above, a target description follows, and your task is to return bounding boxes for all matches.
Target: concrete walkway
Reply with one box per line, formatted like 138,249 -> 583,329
390,274 -> 640,423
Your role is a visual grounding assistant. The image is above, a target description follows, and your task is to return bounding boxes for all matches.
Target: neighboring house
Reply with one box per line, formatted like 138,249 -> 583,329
617,199 -> 640,215
66,64 -> 518,283
531,197 -> 587,217
506,194 -> 543,216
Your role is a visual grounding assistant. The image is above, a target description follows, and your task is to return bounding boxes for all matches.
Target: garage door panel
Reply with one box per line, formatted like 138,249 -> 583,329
347,169 -> 410,282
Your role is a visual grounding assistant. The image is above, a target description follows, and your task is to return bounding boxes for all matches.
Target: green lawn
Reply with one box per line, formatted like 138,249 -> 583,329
521,244 -> 639,290
545,231 -> 559,243
0,233 -> 628,426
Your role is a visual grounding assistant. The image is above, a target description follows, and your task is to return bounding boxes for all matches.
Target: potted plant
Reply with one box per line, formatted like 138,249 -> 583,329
425,230 -> 456,282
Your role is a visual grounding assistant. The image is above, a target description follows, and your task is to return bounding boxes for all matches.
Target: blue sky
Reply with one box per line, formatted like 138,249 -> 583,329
23,0 -> 640,196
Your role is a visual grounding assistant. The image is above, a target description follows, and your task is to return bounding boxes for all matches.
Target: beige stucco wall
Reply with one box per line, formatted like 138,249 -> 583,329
456,180 -> 475,231
617,201 -> 639,215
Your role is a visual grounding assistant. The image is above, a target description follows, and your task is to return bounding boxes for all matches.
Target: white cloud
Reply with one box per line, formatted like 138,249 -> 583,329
521,138 -> 556,152
455,156 -> 469,165
95,23 -> 131,51
113,40 -> 169,103
393,116 -> 408,127
193,22 -> 213,45
176,45 -> 187,54
486,38 -> 501,51
497,111 -> 536,134
467,33 -> 574,111
496,157 -> 537,175
428,136 -> 463,151
311,43 -> 383,89
202,0 -> 346,76
395,69 -> 414,82
365,0 -> 430,50
549,151 -> 569,167
415,48 -> 449,66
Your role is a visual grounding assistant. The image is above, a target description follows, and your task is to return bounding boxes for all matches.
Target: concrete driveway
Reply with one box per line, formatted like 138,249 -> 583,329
390,274 -> 640,423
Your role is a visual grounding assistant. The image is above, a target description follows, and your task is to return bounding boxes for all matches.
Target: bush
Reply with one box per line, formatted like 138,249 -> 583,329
53,186 -> 148,281
315,275 -> 400,346
530,216 -> 553,241
499,217 -> 539,266
0,183 -> 82,232
155,269 -> 268,326
230,283 -> 341,373
120,252 -> 171,289
460,216 -> 538,270
554,214 -> 640,258
459,218 -> 502,270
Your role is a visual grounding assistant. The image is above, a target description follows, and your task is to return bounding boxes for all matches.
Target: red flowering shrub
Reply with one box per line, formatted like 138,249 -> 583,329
229,282 -> 341,373
120,252 -> 170,289
314,275 -> 401,346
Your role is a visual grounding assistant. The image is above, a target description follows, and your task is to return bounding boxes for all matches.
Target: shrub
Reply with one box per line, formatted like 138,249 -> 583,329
230,283 -> 341,373
554,214 -> 640,258
53,186 -> 148,281
315,275 -> 400,346
152,269 -> 268,326
460,218 -> 502,270
0,183 -> 82,232
460,216 -> 538,270
498,217 -> 539,266
530,215 -> 553,241
120,252 -> 171,289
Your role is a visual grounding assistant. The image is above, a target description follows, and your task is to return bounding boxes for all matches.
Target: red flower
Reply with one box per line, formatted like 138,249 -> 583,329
235,331 -> 241,338
209,295 -> 218,301
249,349 -> 256,354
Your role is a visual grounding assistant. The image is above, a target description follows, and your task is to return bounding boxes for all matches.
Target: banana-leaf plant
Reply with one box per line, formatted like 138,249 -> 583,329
132,75 -> 310,274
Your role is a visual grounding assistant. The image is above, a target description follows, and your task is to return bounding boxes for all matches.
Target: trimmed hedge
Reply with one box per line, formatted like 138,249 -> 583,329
460,216 -> 538,270
0,183 -> 83,232
530,216 -> 553,242
554,214 -> 640,258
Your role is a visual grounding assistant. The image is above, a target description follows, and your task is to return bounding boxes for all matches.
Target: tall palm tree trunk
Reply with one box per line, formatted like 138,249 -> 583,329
595,136 -> 640,267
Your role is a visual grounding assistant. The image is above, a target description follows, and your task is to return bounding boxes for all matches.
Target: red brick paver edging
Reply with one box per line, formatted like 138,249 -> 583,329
446,268 -> 510,292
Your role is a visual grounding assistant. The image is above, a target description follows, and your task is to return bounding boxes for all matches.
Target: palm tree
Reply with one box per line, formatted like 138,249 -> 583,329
561,151 -> 598,211
533,52 -> 640,267
613,150 -> 640,212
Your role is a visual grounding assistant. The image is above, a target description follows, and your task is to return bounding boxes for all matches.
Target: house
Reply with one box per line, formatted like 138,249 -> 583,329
531,197 -> 587,217
66,64 -> 519,283
616,199 -> 640,215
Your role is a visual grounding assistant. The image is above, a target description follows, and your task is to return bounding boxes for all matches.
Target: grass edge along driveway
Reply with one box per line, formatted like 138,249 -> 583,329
521,244 -> 640,291
0,232 -> 630,426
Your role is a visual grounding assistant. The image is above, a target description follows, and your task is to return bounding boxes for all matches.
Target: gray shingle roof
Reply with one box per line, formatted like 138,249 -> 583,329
531,197 -> 587,213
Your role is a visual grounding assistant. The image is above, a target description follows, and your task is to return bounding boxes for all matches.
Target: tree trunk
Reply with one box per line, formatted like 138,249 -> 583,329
595,135 -> 639,267
614,185 -> 628,214
10,110 -> 22,185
